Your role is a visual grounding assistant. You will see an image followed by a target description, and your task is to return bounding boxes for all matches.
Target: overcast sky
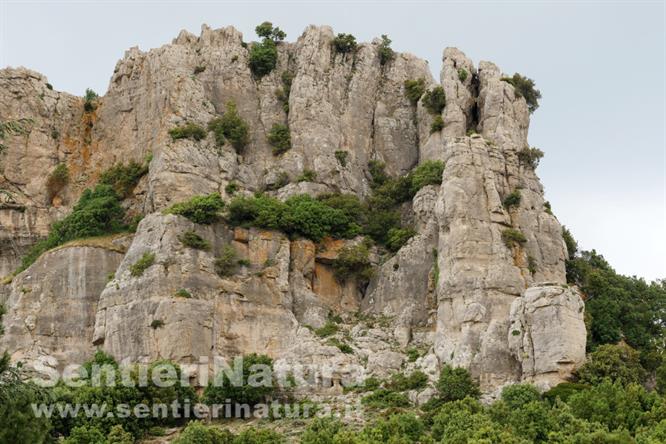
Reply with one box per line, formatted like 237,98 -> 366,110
1,1 -> 664,281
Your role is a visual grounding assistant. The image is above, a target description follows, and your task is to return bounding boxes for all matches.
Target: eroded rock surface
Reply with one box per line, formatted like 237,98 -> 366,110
0,25 -> 585,393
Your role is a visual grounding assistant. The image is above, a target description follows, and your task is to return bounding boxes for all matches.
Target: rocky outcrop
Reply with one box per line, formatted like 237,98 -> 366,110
0,241 -> 126,371
508,284 -> 586,389
0,24 -> 585,393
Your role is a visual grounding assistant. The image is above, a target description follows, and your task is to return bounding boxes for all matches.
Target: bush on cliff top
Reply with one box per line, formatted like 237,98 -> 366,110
501,73 -> 541,113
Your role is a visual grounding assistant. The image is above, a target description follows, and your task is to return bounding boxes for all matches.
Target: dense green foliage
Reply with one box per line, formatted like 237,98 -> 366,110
248,22 -> 284,78
226,194 -> 361,242
165,193 -> 225,224
517,146 -> 545,169
169,122 -> 207,141
564,228 -> 666,363
377,34 -> 394,65
267,123 -> 291,155
208,102 -> 250,153
203,354 -> 274,410
576,343 -> 647,386
98,160 -> 149,198
422,86 -> 446,115
404,78 -> 426,105
332,33 -> 357,53
435,365 -> 481,403
501,73 -> 542,113
19,184 -> 127,272
254,21 -> 286,42
297,169 -> 316,182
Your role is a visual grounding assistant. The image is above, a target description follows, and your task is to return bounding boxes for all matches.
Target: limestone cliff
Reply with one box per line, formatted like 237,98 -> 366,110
0,24 -> 586,396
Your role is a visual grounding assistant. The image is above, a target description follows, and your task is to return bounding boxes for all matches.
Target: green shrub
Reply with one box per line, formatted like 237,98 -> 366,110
203,353 -> 275,408
406,347 -> 422,363
150,319 -> 164,329
332,243 -> 374,284
430,115 -> 444,133
317,193 -> 365,226
225,181 -> 239,196
255,21 -> 286,42
502,228 -> 527,248
517,146 -> 544,169
173,421 -> 234,444
63,425 -> 106,444
314,321 -> 339,338
527,255 -> 537,274
175,288 -> 191,298
19,184 -> 127,272
178,230 -> 210,250
208,102 -> 249,153
130,252 -> 155,277
575,343 -> 646,386
409,160 -> 444,192
297,169 -> 316,182
169,122 -> 206,141
562,226 -> 578,260
364,209 -> 401,245
386,227 -> 415,252
368,160 -> 389,188
226,195 -> 286,230
377,34 -> 394,65
281,194 -> 361,240
98,160 -> 148,198
249,39 -> 277,78
267,123 -> 291,155
386,371 -> 429,391
275,71 -> 294,113
46,163 -> 69,200
500,384 -> 541,409
362,389 -> 411,409
501,73 -> 541,113
235,427 -> 285,444
215,245 -> 238,277
327,337 -> 353,354
83,88 -> 98,112
332,33 -> 357,53
422,86 -> 446,115
542,382 -> 588,403
404,78 -> 426,105
334,150 -> 348,167
435,365 -> 481,402
458,68 -> 468,82
165,193 -> 224,224
502,190 -> 521,208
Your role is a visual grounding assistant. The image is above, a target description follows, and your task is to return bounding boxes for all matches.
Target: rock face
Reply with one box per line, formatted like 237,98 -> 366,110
0,24 -> 585,393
